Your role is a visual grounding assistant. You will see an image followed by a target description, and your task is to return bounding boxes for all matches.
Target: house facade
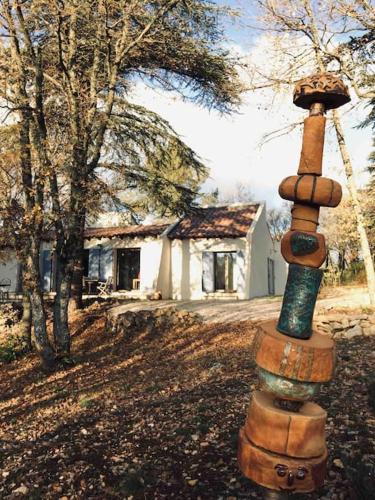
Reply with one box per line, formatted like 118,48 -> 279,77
1,203 -> 287,300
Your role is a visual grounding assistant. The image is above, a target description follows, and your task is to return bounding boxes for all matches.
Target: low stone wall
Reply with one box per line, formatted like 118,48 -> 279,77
106,306 -> 202,335
313,313 -> 375,339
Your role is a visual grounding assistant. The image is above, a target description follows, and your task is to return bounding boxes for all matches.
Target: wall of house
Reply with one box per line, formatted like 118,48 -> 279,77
0,251 -> 21,292
84,235 -> 171,298
247,205 -> 287,298
170,237 -> 249,300
0,209 -> 287,301
272,240 -> 288,296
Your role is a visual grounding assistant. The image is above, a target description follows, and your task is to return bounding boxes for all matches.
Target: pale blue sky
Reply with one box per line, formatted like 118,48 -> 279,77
134,1 -> 372,208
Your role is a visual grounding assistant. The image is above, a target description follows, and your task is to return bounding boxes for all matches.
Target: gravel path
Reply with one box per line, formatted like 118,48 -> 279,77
108,286 -> 370,323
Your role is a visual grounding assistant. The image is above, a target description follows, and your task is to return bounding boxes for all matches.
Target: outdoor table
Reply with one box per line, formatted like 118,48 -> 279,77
84,278 -> 98,295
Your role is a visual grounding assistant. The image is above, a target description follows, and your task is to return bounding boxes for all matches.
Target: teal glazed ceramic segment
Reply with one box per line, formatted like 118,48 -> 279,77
277,264 -> 323,340
290,232 -> 319,256
258,367 -> 321,401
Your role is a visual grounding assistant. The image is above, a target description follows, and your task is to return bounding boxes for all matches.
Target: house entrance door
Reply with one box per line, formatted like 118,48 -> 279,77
214,252 -> 236,292
117,249 -> 140,290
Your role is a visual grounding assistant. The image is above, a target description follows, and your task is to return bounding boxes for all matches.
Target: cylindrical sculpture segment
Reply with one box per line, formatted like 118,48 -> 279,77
298,116 -> 326,176
238,73 -> 350,495
245,391 -> 327,458
290,203 -> 320,232
277,264 -> 323,339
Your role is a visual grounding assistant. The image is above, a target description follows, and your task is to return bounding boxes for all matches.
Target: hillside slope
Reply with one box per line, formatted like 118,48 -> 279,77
0,303 -> 374,499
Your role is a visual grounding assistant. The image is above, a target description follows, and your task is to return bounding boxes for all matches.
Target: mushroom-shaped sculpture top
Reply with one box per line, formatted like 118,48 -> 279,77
293,73 -> 350,110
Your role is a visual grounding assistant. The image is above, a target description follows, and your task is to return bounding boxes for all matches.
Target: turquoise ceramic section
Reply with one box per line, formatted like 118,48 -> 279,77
258,367 -> 321,401
277,264 -> 323,340
290,231 -> 319,256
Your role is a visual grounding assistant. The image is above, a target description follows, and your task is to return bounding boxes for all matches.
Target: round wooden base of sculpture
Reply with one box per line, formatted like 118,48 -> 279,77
252,320 -> 335,384
238,428 -> 327,493
244,391 -> 326,458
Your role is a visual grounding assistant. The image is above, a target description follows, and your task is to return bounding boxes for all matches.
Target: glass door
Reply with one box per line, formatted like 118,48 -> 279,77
117,249 -> 141,290
214,252 -> 235,292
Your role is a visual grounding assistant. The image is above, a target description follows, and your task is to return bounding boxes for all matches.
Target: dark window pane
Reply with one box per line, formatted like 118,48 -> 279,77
227,253 -> 234,291
117,249 -> 141,290
215,253 -> 226,290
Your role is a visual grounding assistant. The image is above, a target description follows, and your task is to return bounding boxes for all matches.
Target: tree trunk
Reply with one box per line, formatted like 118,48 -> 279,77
70,253 -> 84,311
53,202 -> 85,354
29,288 -> 55,369
20,291 -> 32,351
25,247 -> 55,369
69,204 -> 86,311
332,109 -> 375,305
53,252 -> 71,357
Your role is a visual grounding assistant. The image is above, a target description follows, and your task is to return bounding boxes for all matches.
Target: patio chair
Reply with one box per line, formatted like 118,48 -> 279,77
0,279 -> 11,302
97,276 -> 112,297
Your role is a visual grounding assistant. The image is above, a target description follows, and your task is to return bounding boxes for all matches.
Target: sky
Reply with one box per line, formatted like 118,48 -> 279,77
132,0 -> 373,209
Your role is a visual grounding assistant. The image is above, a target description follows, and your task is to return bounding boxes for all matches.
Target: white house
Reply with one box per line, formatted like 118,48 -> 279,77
0,203 -> 287,300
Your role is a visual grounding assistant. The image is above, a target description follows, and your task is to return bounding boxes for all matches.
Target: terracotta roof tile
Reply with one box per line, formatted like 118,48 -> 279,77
83,223 -> 169,240
168,204 -> 260,239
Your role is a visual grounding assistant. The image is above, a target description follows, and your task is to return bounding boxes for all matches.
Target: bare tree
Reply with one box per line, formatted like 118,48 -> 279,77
247,0 -> 375,304
219,181 -> 254,204
267,202 -> 292,242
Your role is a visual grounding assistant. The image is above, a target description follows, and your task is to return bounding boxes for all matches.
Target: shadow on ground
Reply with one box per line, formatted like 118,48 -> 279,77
0,303 -> 374,499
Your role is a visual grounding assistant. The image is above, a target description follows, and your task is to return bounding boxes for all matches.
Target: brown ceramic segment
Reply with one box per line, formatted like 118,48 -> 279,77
279,175 -> 342,207
252,320 -> 335,383
238,428 -> 327,492
245,391 -> 327,458
291,203 -> 320,232
281,230 -> 326,268
293,73 -> 350,110
298,116 -> 326,176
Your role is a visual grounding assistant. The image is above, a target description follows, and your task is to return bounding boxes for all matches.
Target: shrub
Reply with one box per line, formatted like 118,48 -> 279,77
0,335 -> 24,363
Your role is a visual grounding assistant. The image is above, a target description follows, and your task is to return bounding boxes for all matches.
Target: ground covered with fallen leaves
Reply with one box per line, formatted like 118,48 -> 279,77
0,303 -> 374,499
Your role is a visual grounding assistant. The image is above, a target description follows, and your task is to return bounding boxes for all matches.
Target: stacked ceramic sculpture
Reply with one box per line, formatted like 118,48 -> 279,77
238,74 -> 351,495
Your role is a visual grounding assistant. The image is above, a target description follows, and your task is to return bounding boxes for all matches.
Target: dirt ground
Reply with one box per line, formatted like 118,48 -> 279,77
0,302 -> 374,499
108,286 -> 371,324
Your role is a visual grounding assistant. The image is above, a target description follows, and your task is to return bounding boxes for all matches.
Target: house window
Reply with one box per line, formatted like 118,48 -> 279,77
214,252 -> 236,292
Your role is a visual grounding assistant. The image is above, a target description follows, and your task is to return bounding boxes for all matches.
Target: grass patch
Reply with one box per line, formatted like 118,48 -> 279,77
145,383 -> 162,393
78,396 -> 95,409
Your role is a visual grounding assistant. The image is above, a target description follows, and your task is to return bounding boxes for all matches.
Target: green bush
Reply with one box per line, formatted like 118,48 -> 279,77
0,335 -> 24,363
322,261 -> 368,287
341,261 -> 366,285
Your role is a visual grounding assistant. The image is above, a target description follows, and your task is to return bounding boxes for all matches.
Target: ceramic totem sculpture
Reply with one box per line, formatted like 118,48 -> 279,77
238,73 -> 351,495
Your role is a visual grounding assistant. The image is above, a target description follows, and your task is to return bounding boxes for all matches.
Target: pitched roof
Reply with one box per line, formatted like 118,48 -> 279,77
168,204 -> 260,239
83,223 -> 169,240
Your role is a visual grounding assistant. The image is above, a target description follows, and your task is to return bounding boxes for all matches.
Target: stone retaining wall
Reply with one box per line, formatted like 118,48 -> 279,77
106,306 -> 202,335
313,313 -> 375,339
